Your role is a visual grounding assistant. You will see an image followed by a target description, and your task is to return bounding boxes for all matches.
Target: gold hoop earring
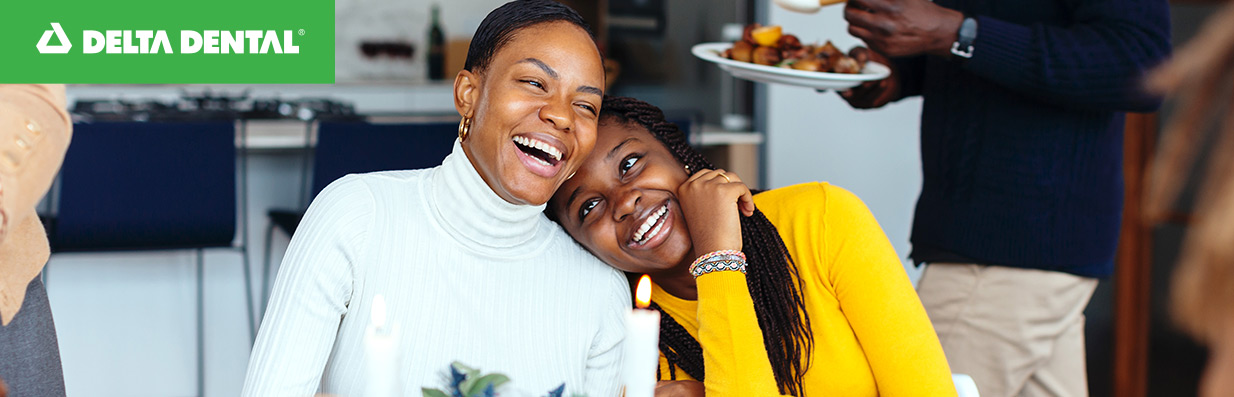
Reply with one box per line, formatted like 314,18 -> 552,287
684,164 -> 691,173
458,116 -> 473,142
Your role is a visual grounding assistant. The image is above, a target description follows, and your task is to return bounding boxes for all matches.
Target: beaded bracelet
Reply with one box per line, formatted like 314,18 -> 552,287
689,250 -> 747,278
692,250 -> 745,265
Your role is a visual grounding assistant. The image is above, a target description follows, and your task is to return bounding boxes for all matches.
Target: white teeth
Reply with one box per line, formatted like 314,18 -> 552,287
646,217 -> 665,242
513,136 -> 563,161
633,204 -> 669,243
528,153 -> 551,166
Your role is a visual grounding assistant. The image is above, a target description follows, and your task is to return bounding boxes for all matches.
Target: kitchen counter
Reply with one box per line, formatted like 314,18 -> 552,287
67,82 -> 458,115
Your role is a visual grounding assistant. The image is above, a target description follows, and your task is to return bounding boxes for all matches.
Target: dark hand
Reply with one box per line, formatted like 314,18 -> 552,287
655,380 -> 705,397
838,49 -> 900,109
677,169 -> 755,257
843,0 -> 964,58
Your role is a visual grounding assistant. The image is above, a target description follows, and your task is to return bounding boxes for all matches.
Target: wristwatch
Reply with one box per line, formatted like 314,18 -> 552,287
950,16 -> 978,59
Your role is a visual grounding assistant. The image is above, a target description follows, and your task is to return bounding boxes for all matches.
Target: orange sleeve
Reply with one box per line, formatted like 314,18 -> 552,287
694,271 -> 785,396
820,185 -> 956,396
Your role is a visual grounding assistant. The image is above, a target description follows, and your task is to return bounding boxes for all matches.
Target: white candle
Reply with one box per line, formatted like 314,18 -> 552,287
365,294 -> 401,397
621,275 -> 660,397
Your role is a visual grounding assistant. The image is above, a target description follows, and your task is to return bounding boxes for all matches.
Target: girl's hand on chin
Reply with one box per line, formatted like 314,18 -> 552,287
654,380 -> 704,397
677,168 -> 755,258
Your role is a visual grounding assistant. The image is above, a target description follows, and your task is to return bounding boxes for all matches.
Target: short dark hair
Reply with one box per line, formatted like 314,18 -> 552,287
464,0 -> 595,73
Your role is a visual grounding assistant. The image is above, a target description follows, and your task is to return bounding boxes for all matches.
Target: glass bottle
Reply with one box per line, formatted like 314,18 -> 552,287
428,4 -> 445,80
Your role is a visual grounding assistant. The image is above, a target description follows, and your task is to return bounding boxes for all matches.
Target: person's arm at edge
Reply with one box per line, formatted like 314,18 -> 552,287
0,84 -> 72,216
0,84 -> 73,326
0,84 -> 72,235
959,0 -> 1172,112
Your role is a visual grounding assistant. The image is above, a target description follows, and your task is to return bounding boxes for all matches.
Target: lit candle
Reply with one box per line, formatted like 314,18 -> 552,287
365,294 -> 401,397
621,275 -> 660,397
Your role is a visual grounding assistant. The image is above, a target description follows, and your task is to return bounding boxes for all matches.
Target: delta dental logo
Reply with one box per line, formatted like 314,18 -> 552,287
5,2 -> 332,84
36,22 -> 302,55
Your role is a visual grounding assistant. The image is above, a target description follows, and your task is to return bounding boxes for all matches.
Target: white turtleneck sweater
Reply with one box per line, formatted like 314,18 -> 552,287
242,142 -> 630,397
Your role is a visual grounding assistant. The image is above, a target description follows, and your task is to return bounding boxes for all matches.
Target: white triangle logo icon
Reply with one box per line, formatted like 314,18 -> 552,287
37,23 -> 72,54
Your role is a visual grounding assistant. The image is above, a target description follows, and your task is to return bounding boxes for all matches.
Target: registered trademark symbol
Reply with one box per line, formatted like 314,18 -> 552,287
298,29 -> 305,36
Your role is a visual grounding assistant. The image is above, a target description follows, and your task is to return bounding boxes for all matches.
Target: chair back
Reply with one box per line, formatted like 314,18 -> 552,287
310,121 -> 457,198
49,121 -> 237,252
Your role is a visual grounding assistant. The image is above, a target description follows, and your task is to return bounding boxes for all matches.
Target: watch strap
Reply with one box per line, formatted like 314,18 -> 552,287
951,16 -> 978,59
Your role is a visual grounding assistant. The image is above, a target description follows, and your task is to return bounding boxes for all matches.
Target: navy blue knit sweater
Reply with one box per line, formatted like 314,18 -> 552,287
897,0 -> 1172,278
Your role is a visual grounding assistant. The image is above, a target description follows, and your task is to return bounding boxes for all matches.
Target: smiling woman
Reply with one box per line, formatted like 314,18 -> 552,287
241,2 -> 630,396
453,17 -> 605,205
549,96 -> 957,396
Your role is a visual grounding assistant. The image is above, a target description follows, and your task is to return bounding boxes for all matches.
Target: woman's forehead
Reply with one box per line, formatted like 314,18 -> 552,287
597,122 -> 651,147
492,22 -> 601,73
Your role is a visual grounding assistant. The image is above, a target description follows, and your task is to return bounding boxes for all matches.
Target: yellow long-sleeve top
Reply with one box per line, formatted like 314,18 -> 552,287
653,182 -> 956,396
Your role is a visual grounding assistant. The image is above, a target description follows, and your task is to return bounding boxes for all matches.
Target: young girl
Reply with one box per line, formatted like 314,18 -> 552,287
550,96 -> 956,396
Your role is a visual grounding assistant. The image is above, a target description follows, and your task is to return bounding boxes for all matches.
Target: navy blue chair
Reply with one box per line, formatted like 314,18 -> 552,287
262,121 -> 458,311
43,121 -> 244,397
312,121 -> 459,197
50,122 -> 237,251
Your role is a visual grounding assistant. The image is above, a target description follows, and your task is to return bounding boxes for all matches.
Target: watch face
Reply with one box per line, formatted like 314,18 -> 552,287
961,17 -> 978,42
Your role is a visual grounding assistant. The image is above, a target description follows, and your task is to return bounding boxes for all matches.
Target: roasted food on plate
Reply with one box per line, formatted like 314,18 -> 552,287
722,24 -> 870,74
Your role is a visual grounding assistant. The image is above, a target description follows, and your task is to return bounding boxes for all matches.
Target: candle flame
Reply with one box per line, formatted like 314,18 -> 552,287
371,294 -> 387,329
635,274 -> 652,309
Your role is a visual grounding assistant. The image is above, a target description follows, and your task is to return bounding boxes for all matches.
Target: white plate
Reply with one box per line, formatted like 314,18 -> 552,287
691,42 -> 890,90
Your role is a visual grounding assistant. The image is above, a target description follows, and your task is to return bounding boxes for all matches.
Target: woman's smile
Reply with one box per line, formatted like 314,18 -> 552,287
550,121 -> 696,274
511,132 -> 567,178
627,199 -> 674,250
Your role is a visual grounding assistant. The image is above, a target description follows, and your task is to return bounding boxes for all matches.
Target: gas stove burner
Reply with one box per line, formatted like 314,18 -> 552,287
246,98 -> 359,121
177,89 -> 252,114
71,92 -> 360,122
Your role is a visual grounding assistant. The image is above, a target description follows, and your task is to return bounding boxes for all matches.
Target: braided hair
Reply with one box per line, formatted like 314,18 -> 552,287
601,95 -> 814,395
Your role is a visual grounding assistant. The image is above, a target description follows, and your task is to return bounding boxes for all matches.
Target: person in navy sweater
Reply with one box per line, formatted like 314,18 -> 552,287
838,0 -> 1171,395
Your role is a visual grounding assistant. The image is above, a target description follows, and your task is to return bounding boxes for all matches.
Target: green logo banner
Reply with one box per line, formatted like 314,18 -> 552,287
0,0 -> 334,83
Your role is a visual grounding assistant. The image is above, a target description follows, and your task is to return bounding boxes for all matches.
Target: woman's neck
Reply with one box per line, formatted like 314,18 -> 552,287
427,141 -> 547,253
652,257 -> 698,300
